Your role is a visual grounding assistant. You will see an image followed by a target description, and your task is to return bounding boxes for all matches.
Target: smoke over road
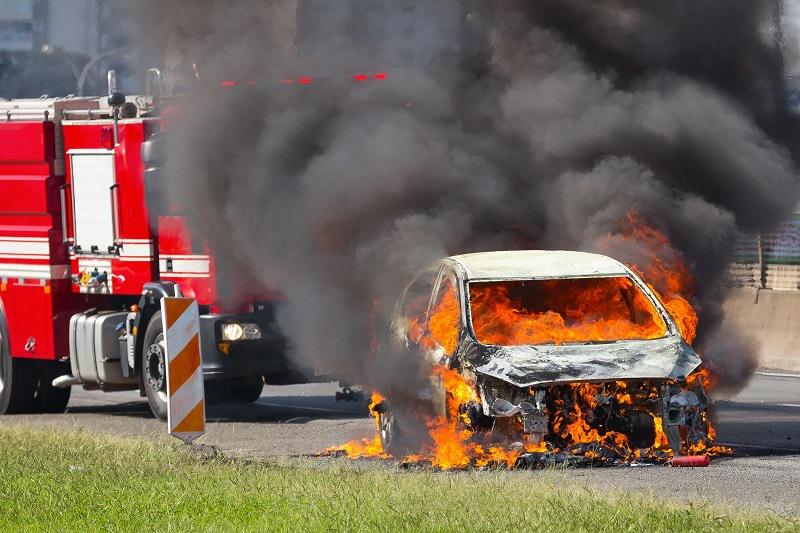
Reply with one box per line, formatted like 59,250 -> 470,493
140,1 -> 798,393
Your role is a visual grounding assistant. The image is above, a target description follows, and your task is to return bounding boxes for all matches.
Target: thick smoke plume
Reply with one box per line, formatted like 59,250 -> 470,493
139,1 -> 798,393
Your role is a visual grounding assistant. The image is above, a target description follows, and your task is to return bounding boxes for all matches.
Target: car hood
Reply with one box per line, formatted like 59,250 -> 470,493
470,336 -> 702,387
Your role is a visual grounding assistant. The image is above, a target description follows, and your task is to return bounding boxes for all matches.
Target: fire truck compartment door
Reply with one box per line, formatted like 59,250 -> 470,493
69,151 -> 116,252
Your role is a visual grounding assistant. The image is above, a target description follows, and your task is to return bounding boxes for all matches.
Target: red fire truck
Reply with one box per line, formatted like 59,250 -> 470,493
0,74 -> 292,419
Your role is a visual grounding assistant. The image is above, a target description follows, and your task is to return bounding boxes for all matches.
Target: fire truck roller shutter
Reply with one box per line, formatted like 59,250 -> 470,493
69,151 -> 118,254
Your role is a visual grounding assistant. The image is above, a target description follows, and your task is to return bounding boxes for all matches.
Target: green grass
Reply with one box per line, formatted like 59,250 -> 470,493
0,427 -> 794,532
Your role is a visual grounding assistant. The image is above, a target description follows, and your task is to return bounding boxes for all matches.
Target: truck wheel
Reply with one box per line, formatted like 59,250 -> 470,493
206,377 -> 263,404
0,321 -> 37,414
232,377 -> 264,403
34,361 -> 71,413
142,311 -> 168,420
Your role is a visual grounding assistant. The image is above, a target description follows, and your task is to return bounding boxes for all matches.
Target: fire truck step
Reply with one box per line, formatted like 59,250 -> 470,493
52,375 -> 81,389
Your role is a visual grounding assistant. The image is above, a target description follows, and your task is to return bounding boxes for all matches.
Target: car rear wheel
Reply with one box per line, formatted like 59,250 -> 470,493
142,311 -> 168,420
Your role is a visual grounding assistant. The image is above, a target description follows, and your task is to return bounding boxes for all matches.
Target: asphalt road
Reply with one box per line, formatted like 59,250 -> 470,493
2,374 -> 799,517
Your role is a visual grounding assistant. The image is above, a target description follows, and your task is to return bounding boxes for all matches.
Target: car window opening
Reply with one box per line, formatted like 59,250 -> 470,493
467,277 -> 667,346
428,279 -> 460,354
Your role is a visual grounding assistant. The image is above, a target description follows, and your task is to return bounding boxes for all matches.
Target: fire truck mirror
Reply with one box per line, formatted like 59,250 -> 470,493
142,134 -> 167,215
144,167 -> 167,216
141,134 -> 164,164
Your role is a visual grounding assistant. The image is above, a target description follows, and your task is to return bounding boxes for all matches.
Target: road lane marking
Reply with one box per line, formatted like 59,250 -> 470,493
255,401 -> 363,415
718,442 -> 800,453
778,403 -> 800,408
756,371 -> 800,379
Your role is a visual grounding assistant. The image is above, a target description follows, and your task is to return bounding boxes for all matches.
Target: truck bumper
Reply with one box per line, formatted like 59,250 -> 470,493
198,313 -> 290,381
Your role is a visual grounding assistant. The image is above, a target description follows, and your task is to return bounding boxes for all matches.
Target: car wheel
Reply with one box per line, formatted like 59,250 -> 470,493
0,316 -> 37,414
142,311 -> 168,420
378,406 -> 411,457
34,360 -> 71,413
628,411 -> 656,449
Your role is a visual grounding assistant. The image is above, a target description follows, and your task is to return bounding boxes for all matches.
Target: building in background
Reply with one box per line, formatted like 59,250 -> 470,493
0,0 -> 132,98
0,0 -> 109,57
0,0 -> 36,52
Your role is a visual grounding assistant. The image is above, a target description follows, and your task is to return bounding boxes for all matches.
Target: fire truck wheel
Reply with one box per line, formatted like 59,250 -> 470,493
0,325 -> 38,414
231,377 -> 264,403
206,377 -> 263,405
142,311 -> 168,420
34,361 -> 71,413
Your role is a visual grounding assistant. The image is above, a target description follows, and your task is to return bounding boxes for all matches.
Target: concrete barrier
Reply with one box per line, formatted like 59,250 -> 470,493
722,288 -> 800,372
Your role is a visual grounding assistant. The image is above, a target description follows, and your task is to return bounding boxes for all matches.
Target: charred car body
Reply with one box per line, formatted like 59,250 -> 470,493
380,250 -> 714,462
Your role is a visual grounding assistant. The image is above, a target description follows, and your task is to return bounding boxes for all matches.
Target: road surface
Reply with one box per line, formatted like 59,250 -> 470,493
2,373 -> 799,516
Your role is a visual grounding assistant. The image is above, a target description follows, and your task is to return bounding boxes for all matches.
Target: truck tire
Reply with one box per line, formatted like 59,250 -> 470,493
34,361 -> 71,413
0,318 -> 37,414
142,311 -> 168,420
206,377 -> 263,405
231,377 -> 264,403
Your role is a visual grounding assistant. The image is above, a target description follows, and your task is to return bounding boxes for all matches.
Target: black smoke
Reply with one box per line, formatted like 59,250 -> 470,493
139,0 -> 798,392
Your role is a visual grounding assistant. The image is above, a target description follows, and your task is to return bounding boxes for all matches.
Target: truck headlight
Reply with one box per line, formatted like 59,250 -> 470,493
221,322 -> 262,341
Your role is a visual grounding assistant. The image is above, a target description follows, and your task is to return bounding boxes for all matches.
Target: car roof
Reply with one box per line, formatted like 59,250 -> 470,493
446,250 -> 630,281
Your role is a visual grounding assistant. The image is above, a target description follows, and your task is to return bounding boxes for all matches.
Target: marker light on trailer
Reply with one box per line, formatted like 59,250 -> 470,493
353,73 -> 369,81
373,73 -> 387,80
221,80 -> 237,87
297,77 -> 313,84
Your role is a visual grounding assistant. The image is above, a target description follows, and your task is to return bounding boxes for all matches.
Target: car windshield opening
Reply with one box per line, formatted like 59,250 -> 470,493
468,277 -> 667,346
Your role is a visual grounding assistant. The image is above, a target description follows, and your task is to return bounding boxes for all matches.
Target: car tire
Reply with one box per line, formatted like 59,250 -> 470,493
34,360 -> 71,413
378,406 -> 411,457
628,411 -> 657,449
142,311 -> 168,420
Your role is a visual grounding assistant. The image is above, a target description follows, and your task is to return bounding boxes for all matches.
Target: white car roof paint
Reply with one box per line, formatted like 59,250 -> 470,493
447,250 -> 630,281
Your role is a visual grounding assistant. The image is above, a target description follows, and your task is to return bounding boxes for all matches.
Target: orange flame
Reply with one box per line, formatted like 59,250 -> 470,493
325,392 -> 389,459
469,277 -> 667,346
428,281 -> 461,354
606,211 -> 699,344
416,366 -> 544,469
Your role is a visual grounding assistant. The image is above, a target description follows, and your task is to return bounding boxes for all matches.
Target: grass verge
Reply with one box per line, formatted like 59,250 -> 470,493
0,426 -> 795,532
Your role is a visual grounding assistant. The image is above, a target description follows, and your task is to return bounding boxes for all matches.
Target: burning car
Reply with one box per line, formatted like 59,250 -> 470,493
375,250 -> 717,467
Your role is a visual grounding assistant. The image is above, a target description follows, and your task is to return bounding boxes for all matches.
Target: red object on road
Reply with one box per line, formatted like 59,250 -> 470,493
671,455 -> 711,467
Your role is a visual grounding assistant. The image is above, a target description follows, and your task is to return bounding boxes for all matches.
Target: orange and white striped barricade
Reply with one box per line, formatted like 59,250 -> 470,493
161,297 -> 206,444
